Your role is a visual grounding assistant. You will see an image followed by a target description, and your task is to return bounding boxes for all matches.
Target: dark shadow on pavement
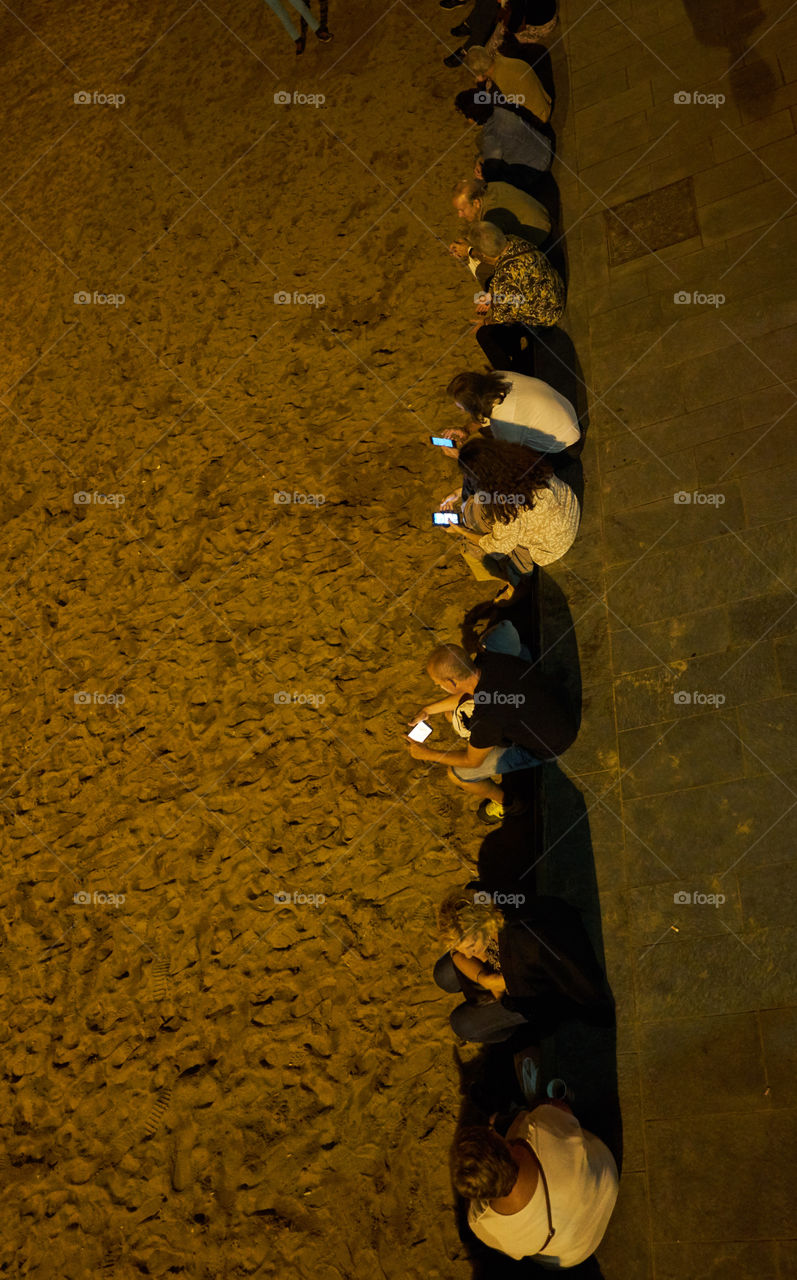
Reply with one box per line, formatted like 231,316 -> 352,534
449,572 -> 620,1277
681,0 -> 777,115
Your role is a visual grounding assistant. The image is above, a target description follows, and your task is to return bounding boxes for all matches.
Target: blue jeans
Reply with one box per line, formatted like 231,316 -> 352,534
482,619 -> 532,662
434,954 -> 529,1043
264,0 -> 318,40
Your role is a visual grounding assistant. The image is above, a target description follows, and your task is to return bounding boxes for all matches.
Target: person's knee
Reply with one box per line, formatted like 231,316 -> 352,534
433,953 -> 461,994
447,766 -> 473,790
450,1002 -> 482,1042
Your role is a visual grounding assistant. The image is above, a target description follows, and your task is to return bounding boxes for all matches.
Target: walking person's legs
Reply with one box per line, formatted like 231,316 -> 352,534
263,0 -> 302,41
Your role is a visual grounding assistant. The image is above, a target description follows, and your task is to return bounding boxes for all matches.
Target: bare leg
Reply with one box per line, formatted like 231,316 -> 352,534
446,767 -> 503,804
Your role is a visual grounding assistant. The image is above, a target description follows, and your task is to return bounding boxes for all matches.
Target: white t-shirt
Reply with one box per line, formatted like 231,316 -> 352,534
468,1105 -> 619,1268
490,372 -> 580,453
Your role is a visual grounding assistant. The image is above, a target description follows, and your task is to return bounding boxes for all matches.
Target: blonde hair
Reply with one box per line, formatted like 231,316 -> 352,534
452,1127 -> 517,1199
437,887 -> 503,950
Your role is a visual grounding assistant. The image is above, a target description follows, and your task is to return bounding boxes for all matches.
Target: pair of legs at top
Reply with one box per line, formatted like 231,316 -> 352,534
264,0 -> 332,53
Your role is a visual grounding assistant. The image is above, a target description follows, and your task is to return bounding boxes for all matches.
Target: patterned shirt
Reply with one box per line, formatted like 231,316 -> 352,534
478,475 -> 580,565
488,236 -> 565,327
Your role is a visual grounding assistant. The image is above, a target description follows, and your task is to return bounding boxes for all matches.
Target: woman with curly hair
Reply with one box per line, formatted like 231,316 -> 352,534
433,887 -> 612,1044
445,368 -> 580,455
443,435 -> 580,601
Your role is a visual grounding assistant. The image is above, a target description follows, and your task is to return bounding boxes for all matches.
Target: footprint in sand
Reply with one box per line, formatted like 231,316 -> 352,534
170,1119 -> 197,1193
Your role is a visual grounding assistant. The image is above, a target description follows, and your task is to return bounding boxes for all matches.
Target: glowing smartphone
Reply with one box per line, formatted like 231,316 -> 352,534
433,511 -> 460,526
430,436 -> 455,448
407,720 -> 433,743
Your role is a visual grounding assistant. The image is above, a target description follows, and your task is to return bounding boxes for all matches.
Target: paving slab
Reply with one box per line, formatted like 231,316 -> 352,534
646,1110 -> 797,1239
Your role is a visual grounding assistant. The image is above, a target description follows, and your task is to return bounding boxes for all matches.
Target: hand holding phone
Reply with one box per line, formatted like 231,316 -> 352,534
430,436 -> 456,448
407,720 -> 433,743
433,511 -> 460,526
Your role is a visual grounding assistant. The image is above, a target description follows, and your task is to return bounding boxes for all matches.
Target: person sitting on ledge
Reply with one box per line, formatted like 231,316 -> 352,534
406,625 -> 576,824
450,177 -> 551,265
434,887 -> 613,1043
466,221 -> 565,374
445,367 -> 580,455
442,435 -> 580,602
452,1104 -> 619,1266
455,87 -> 552,192
466,42 -> 552,128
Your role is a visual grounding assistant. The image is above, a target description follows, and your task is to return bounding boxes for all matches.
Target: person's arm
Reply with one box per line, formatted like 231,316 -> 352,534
478,513 -> 520,554
445,524 -> 483,547
408,695 -> 460,726
451,950 -> 507,996
407,740 -> 494,768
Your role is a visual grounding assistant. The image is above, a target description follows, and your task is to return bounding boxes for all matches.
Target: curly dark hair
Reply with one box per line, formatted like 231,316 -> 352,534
446,370 -> 512,422
458,436 -> 553,524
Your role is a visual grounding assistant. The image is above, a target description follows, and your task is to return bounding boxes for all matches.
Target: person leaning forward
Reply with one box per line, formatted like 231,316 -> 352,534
466,222 -> 565,374
407,637 -> 577,823
452,1105 -> 619,1267
466,43 -> 552,126
451,176 -> 551,254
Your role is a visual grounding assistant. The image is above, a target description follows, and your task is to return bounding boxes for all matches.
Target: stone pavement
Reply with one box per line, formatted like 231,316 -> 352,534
534,0 -> 797,1274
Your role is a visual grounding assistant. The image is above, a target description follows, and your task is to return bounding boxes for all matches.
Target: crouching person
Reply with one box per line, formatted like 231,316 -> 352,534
452,1107 -> 619,1268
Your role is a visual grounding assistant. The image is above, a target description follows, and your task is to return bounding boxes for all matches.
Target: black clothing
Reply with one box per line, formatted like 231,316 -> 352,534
464,651 -> 576,757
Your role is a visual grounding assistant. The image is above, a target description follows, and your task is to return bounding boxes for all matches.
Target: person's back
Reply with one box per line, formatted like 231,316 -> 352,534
489,372 -> 580,453
491,50 -> 552,124
471,471 -> 580,566
491,237 -> 565,327
481,182 -> 550,244
482,106 -> 552,175
469,649 -> 577,757
468,1106 -> 619,1266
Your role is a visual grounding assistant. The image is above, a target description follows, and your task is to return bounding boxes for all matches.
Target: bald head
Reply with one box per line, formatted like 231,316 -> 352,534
427,644 -> 477,693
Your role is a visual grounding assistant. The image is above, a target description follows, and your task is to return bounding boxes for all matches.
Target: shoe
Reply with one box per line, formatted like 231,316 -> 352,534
451,22 -> 470,36
477,797 -> 527,825
440,0 -> 467,8
316,25 -> 333,42
443,46 -> 467,68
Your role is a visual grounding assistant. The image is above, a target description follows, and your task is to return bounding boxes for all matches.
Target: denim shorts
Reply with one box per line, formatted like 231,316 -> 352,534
452,743 -> 542,782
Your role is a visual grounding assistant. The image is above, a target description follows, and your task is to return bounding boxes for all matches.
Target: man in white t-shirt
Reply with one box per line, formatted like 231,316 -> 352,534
445,368 -> 581,454
452,1103 -> 619,1268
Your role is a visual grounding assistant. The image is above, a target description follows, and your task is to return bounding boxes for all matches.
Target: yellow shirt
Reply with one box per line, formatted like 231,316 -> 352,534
490,52 -> 552,124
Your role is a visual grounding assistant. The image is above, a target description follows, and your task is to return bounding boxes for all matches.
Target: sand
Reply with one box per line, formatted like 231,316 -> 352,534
0,1 -> 567,1275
